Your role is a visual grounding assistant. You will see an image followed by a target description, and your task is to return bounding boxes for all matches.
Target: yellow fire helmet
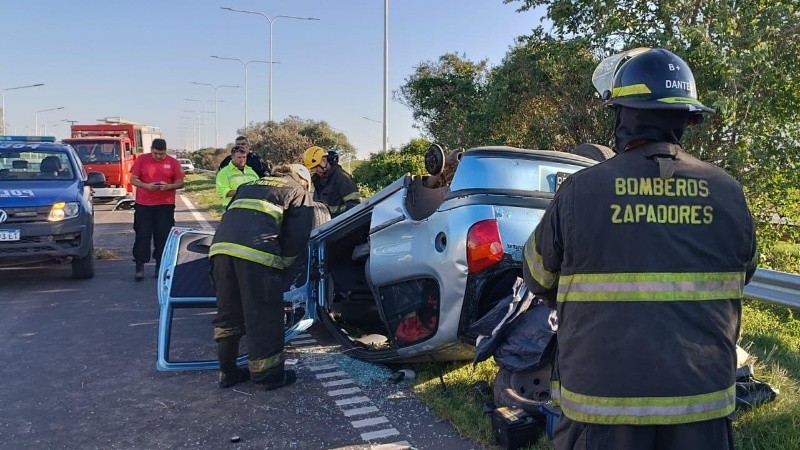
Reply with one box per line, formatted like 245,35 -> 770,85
302,146 -> 327,169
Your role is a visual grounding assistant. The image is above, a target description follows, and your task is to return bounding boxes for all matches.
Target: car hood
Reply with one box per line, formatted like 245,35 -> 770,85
0,180 -> 81,207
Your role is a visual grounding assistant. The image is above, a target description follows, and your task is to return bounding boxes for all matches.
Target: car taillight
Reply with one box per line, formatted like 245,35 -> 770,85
467,219 -> 504,274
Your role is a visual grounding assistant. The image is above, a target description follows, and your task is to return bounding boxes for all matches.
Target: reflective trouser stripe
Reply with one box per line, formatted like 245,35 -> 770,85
249,352 -> 284,374
551,382 -> 736,425
209,242 -> 291,269
523,233 -> 558,289
213,325 -> 245,341
228,198 -> 284,223
557,272 -> 745,302
343,192 -> 361,202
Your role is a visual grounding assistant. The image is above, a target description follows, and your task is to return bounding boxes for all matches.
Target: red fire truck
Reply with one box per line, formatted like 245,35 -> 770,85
63,119 -> 161,199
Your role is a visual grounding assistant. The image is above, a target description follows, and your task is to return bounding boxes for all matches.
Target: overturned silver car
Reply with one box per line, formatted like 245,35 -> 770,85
156,146 -> 597,370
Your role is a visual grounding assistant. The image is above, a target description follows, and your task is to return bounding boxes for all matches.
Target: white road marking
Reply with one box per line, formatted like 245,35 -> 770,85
328,387 -> 362,397
322,378 -> 355,388
316,371 -> 347,379
290,339 -> 317,345
351,416 -> 389,428
308,364 -> 338,371
360,428 -> 400,441
341,405 -> 379,417
179,194 -> 213,231
335,396 -> 371,407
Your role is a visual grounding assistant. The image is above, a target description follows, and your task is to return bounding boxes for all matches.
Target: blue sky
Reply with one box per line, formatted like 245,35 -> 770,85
1,0 -> 545,157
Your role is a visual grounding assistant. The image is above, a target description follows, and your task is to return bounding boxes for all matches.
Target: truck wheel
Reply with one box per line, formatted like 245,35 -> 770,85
72,245 -> 95,279
493,365 -> 552,415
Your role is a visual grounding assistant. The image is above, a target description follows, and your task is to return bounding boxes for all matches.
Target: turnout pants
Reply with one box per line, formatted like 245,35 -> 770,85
132,204 -> 175,264
211,254 -> 285,382
554,415 -> 734,450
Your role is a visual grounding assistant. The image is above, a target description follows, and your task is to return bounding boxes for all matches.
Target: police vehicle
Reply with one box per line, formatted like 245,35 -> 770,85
0,136 -> 106,278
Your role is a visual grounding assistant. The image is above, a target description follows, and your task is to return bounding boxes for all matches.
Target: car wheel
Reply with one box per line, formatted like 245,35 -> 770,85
493,365 -> 552,415
72,245 -> 95,279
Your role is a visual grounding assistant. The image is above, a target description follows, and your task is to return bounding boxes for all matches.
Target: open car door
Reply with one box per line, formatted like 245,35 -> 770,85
156,227 -> 313,371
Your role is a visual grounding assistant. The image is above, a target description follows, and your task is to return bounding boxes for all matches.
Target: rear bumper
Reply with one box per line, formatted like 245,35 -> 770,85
0,216 -> 93,262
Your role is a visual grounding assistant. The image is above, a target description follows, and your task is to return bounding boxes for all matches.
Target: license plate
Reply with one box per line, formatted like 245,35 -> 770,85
555,172 -> 571,191
0,229 -> 20,241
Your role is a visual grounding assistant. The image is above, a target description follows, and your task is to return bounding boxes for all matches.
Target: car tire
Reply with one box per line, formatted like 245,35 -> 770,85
72,245 -> 95,279
493,365 -> 552,415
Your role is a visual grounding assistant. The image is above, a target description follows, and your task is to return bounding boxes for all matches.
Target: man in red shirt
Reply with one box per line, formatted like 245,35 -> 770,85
130,138 -> 185,280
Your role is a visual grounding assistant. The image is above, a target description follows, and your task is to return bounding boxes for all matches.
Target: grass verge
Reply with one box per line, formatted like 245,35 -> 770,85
182,173 -> 225,219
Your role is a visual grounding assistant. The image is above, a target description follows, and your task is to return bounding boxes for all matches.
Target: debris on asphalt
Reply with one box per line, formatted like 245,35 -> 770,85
229,435 -> 240,443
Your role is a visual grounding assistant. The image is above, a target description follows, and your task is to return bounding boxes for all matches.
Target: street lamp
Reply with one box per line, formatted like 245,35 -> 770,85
211,56 -> 276,129
35,106 -> 65,135
362,116 -> 383,125
190,82 -> 239,148
1,83 -> 44,134
220,7 -> 319,123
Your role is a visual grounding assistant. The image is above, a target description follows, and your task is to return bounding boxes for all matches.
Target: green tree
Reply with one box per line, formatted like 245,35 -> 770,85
190,147 -> 228,170
483,30 -> 608,151
353,138 -> 430,196
504,0 -> 800,245
240,117 -> 356,165
398,54 -> 490,149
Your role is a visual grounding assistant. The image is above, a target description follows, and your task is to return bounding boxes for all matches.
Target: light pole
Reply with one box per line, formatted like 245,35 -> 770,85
35,106 -> 65,135
211,56 -> 275,129
190,82 -> 239,148
185,99 -> 223,148
220,7 -> 319,123
383,0 -> 389,152
180,114 -> 197,152
2,83 -> 44,134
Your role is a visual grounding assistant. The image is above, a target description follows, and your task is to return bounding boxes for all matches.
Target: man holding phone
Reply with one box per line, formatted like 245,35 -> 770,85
130,138 -> 185,281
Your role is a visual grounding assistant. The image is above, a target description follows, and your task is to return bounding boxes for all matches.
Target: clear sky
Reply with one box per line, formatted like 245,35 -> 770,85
1,0 -> 545,158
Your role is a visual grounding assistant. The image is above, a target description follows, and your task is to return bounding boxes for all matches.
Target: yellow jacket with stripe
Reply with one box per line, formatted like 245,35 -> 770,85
523,142 -> 758,426
215,161 -> 259,206
210,175 -> 314,270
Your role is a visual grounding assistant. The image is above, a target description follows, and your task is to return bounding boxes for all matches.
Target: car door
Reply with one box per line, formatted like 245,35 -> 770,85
157,228 -> 313,370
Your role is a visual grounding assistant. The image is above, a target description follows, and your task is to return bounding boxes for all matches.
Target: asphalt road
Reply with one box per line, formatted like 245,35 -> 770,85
0,195 -> 484,450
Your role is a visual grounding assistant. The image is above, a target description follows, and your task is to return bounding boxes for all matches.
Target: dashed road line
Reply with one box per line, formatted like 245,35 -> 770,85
341,405 -> 379,417
335,396 -> 371,407
316,371 -> 348,379
328,387 -> 362,396
322,378 -> 355,388
351,416 -> 389,428
361,428 -> 400,441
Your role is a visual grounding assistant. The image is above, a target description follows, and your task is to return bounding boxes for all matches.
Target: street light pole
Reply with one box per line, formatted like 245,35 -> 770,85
34,106 -> 65,136
383,0 -> 389,152
211,56 -> 275,130
1,83 -> 44,134
221,7 -> 319,123
190,82 -> 239,148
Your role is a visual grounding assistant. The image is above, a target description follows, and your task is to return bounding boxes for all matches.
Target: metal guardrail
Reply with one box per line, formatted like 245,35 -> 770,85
745,269 -> 800,309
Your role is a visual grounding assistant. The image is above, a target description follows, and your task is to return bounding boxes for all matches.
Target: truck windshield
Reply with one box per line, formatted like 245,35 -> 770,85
72,141 -> 121,164
0,149 -> 75,181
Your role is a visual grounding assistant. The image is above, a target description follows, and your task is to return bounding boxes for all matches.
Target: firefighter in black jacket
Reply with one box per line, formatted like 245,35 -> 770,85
209,164 -> 314,391
523,48 -> 758,449
302,146 -> 361,217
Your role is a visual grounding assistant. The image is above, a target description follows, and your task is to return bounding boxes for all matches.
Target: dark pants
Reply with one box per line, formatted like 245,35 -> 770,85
132,204 -> 175,264
211,255 -> 284,382
554,415 -> 735,450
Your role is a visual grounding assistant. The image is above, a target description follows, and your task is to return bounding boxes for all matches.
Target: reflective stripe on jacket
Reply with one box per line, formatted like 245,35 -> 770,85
312,164 -> 361,217
523,142 -> 758,425
210,175 -> 314,269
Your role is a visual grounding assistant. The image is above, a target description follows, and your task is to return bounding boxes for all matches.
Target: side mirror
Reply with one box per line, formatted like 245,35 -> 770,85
424,144 -> 445,175
86,171 -> 106,188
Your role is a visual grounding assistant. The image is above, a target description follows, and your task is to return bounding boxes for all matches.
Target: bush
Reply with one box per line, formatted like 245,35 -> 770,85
761,242 -> 800,273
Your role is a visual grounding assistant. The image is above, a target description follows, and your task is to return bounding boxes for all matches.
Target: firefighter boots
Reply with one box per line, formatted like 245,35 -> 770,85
217,338 -> 250,389
253,369 -> 297,391
134,262 -> 144,281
